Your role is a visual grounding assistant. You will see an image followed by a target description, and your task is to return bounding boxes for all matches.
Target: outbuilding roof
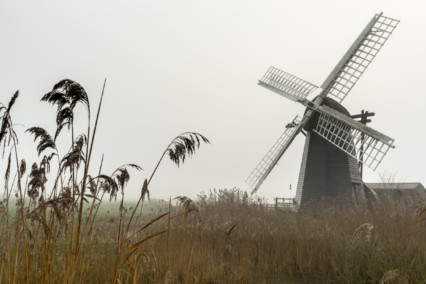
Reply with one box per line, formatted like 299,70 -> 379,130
365,182 -> 426,204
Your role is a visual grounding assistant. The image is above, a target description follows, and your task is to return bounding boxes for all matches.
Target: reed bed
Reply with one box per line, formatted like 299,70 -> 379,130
0,80 -> 425,283
156,189 -> 426,283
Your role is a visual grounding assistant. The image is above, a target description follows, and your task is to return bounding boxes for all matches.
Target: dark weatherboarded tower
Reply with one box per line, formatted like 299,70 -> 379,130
295,98 -> 375,209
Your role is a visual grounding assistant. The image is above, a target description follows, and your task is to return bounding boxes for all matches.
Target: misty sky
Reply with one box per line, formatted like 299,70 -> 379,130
1,1 -> 425,202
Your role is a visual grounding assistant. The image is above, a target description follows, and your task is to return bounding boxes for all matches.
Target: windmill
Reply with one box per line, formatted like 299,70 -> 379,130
247,13 -> 399,209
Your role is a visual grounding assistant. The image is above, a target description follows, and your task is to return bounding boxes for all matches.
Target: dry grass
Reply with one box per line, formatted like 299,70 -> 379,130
160,189 -> 426,283
1,188 -> 426,283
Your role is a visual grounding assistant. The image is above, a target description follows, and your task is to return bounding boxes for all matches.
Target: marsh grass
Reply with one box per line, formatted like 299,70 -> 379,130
73,189 -> 424,283
0,82 -> 425,283
163,190 -> 426,283
0,81 -> 210,283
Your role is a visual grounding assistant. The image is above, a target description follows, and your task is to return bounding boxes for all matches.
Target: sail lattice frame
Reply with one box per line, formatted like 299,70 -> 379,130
258,66 -> 318,102
313,106 -> 394,170
246,115 -> 302,193
321,14 -> 400,103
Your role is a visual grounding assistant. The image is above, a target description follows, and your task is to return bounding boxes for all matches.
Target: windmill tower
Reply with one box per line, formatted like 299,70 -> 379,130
246,13 -> 399,209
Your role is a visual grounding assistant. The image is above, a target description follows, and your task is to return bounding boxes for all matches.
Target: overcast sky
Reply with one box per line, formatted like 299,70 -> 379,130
1,0 -> 425,202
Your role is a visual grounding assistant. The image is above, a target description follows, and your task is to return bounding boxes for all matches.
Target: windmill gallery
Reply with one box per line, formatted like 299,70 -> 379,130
246,13 -> 407,210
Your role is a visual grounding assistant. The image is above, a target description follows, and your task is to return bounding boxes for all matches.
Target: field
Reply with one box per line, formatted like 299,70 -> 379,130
1,81 -> 425,283
2,190 -> 426,283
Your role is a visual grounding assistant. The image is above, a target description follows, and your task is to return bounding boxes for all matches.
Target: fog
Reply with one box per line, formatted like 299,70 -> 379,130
1,0 -> 425,201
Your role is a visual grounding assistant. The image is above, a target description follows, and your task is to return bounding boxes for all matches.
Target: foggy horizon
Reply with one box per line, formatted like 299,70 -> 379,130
1,0 -> 425,203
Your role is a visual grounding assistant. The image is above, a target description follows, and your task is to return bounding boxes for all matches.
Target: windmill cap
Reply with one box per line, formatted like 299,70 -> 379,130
303,96 -> 350,131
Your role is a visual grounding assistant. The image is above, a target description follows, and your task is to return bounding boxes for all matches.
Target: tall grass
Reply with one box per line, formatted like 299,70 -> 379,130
0,81 -> 425,283
0,80 -> 209,283
172,189 -> 426,283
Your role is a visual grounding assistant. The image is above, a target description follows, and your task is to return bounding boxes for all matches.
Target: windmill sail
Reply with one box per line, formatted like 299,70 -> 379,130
313,105 -> 395,170
246,116 -> 303,194
258,66 -> 318,102
320,13 -> 399,103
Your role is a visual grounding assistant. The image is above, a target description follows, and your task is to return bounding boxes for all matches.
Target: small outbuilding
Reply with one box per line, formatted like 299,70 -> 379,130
365,182 -> 426,205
